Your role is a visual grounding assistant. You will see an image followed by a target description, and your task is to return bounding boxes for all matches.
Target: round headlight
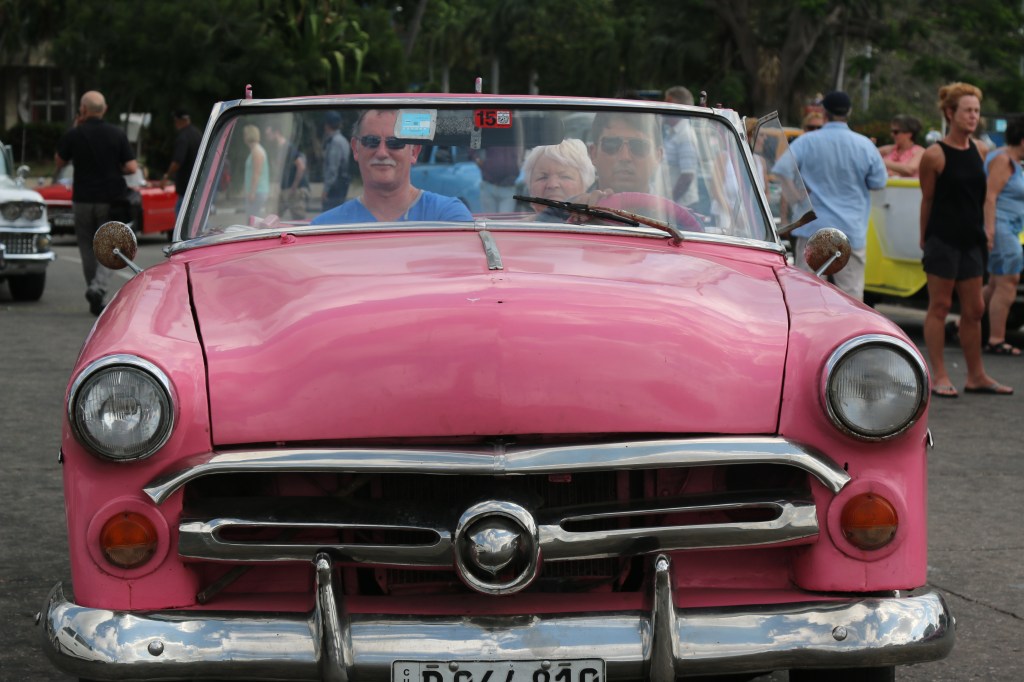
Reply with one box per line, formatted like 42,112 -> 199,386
69,356 -> 175,461
23,203 -> 43,221
1,202 -> 21,221
823,336 -> 927,440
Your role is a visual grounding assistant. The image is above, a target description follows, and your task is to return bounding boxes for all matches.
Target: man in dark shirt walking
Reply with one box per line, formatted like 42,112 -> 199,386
54,90 -> 138,315
162,109 -> 202,215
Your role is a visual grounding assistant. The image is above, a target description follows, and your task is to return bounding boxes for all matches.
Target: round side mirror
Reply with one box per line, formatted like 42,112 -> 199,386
804,227 -> 851,276
94,221 -> 139,270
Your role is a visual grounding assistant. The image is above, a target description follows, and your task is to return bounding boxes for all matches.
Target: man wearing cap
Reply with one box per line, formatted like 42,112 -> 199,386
321,111 -> 351,211
162,109 -> 203,215
778,90 -> 887,299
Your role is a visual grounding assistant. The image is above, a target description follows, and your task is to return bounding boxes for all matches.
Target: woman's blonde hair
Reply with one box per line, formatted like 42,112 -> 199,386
521,139 -> 596,190
937,82 -> 982,123
243,124 -> 261,145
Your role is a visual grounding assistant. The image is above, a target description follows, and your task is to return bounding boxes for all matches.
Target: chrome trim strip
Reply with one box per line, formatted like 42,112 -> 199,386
145,437 -> 850,504
42,578 -> 955,680
167,220 -> 787,257
177,493 -> 818,565
478,229 -> 504,270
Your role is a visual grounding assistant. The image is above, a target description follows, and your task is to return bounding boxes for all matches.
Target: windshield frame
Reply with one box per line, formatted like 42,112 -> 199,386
172,95 -> 783,255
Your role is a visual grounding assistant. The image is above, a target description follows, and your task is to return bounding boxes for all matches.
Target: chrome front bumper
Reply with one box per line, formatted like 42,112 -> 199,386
41,554 -> 954,681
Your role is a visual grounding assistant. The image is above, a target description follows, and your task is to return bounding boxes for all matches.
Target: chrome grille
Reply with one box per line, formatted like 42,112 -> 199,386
158,438 -> 847,599
0,232 -> 38,254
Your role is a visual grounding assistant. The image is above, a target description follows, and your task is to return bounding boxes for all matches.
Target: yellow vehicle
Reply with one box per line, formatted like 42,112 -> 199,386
864,177 -> 1024,330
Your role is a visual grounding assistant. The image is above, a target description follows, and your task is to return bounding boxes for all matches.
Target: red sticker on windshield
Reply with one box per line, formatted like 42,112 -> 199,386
473,109 -> 513,128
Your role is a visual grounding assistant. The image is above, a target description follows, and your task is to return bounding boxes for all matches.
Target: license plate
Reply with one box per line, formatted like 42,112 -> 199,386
52,213 -> 74,227
393,659 -> 604,682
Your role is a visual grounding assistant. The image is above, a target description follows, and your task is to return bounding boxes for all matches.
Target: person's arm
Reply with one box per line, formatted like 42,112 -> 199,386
884,146 -> 925,177
250,147 -> 265,197
289,153 -> 306,193
983,153 -> 1012,251
865,142 -> 889,190
323,140 -> 339,189
918,146 -> 942,249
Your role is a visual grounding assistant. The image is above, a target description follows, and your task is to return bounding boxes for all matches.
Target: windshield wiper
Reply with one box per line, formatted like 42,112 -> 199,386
514,195 -> 685,244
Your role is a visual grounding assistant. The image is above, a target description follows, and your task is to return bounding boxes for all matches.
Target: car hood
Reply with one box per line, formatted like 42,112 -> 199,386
189,232 -> 790,445
0,175 -> 45,202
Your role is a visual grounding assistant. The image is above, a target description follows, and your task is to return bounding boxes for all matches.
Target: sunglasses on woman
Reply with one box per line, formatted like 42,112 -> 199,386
890,129 -> 906,136
358,135 -> 407,150
598,136 -> 652,158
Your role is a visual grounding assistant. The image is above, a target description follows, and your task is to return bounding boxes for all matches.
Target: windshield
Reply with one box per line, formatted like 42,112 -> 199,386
183,102 -> 773,244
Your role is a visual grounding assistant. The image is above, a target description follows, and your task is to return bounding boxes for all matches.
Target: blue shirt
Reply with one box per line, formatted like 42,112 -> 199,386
776,122 -> 887,248
985,149 -> 1024,232
312,190 -> 473,224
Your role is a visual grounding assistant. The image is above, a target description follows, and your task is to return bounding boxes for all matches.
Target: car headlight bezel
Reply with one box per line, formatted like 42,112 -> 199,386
22,202 -> 44,221
821,335 -> 928,441
68,355 -> 176,462
1,202 -> 21,221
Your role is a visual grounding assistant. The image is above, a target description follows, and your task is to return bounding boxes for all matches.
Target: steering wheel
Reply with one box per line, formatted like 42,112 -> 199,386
596,192 -> 703,232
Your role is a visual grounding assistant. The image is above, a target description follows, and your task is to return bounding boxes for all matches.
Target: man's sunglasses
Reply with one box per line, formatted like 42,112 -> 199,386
804,125 -> 822,131
598,136 -> 652,157
358,135 -> 407,150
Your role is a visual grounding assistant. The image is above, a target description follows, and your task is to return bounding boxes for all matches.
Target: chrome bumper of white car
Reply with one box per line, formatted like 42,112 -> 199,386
41,554 -> 954,681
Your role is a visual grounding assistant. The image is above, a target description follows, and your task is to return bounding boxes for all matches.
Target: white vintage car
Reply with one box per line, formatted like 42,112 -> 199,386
0,141 -> 53,300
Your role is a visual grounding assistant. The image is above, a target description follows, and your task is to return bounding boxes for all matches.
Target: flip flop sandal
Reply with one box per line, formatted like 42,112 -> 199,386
963,383 -> 1014,395
930,384 -> 959,398
983,342 -> 1022,356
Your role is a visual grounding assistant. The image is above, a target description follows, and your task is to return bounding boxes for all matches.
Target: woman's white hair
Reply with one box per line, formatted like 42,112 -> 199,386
521,138 -> 596,190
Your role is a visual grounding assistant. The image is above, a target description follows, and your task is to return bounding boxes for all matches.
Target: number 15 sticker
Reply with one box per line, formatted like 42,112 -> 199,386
474,110 -> 512,128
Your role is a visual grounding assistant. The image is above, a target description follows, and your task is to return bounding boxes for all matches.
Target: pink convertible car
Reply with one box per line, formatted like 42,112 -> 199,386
42,93 -> 952,681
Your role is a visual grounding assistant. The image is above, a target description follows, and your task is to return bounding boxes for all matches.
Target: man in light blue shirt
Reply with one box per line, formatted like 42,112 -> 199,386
313,109 -> 472,225
776,91 -> 887,300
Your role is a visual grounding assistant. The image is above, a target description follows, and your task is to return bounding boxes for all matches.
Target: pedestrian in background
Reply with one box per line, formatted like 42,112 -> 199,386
878,114 -> 925,177
242,124 -> 269,219
321,111 -> 351,211
54,90 -> 139,315
663,86 -> 699,204
801,111 -> 825,132
981,115 -> 1024,357
777,90 -> 888,300
918,81 -> 1012,397
264,121 -> 310,220
161,109 -> 202,215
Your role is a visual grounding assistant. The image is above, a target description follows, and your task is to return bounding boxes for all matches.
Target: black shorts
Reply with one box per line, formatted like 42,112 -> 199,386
922,236 -> 986,280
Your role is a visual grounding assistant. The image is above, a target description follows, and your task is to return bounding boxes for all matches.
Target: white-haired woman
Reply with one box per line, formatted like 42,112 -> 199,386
521,139 -> 596,213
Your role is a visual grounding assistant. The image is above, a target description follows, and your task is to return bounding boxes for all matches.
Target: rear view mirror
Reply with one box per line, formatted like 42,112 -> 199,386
804,227 -> 851,276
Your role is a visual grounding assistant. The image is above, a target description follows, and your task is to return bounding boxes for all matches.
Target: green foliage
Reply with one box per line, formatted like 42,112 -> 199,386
8,0 -> 1024,163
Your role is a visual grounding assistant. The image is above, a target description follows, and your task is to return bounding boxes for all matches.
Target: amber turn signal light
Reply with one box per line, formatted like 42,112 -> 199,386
840,493 -> 898,550
100,512 -> 158,568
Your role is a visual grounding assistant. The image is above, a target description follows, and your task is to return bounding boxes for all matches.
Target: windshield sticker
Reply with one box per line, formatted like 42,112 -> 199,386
395,110 -> 436,140
473,109 -> 513,128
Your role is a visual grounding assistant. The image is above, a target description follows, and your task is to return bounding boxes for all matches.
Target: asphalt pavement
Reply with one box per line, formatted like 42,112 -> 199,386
1,237 -> 1021,681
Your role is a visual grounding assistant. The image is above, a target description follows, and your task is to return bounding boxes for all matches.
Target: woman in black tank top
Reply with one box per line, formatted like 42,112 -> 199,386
918,82 -> 1012,397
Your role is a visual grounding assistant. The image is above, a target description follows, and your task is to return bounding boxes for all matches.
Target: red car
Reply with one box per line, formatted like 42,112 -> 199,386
37,165 -> 177,238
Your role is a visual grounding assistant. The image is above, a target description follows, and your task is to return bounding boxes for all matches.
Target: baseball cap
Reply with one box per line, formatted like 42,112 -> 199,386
324,111 -> 342,128
821,91 -> 851,116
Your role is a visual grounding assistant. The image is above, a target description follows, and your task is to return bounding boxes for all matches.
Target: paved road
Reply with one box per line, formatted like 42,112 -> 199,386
1,237 -> 1021,680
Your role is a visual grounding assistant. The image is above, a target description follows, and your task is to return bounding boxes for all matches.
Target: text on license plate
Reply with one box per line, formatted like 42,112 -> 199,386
393,659 -> 604,682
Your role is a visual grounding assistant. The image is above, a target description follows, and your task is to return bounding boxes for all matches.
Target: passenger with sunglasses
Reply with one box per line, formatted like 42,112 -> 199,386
877,115 -> 924,177
312,109 -> 472,225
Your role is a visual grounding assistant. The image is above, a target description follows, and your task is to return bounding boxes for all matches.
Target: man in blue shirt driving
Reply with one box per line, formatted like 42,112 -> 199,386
313,109 -> 472,224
